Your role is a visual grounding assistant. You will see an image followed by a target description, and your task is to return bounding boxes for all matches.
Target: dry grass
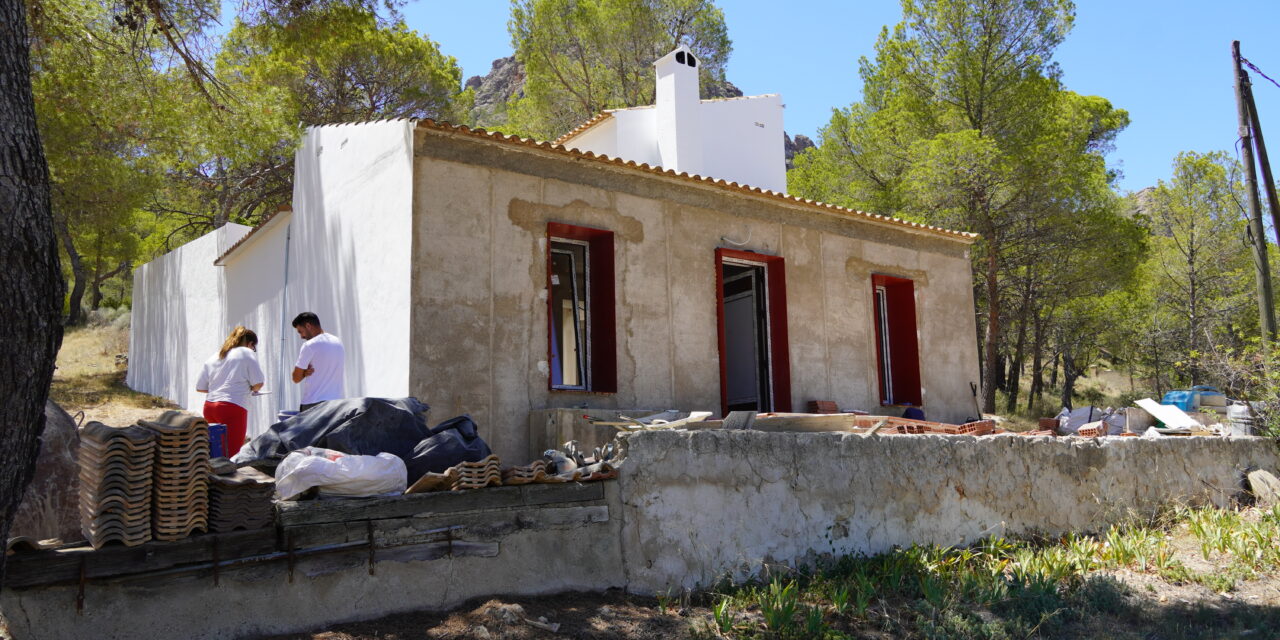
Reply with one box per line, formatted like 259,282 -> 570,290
51,324 -> 177,426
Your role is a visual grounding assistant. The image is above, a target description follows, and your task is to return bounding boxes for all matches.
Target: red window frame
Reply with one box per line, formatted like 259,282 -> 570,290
714,248 -> 791,417
871,274 -> 922,406
546,222 -> 617,393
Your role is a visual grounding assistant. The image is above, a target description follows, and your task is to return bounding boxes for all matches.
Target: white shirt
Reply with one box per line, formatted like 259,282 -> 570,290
197,347 -> 265,409
295,332 -> 345,404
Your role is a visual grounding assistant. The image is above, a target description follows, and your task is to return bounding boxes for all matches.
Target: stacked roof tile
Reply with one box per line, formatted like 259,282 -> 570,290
78,422 -> 155,549
501,459 -> 558,486
454,454 -> 502,490
141,412 -> 210,541
208,467 -> 275,532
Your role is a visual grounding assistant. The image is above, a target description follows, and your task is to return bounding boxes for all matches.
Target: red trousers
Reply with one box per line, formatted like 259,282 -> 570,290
203,401 -> 248,457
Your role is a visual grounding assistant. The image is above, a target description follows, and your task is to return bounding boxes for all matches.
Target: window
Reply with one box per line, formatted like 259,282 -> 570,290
871,274 -> 921,406
715,248 -> 790,416
547,223 -> 616,392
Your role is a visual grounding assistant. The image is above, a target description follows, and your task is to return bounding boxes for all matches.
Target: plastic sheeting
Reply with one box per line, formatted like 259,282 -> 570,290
233,397 -> 431,466
403,415 -> 492,481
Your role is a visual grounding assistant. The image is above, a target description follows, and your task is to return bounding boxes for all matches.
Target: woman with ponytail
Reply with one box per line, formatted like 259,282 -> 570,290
196,326 -> 265,456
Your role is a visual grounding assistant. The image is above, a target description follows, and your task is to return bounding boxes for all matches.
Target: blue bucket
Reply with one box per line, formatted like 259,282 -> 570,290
208,423 -> 228,458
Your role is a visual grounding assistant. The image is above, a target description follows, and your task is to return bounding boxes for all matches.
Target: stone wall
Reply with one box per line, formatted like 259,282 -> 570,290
615,430 -> 1280,593
7,431 -> 1277,639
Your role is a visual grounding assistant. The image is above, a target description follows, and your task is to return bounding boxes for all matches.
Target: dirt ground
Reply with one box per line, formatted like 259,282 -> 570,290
51,323 -> 179,427
259,592 -> 699,640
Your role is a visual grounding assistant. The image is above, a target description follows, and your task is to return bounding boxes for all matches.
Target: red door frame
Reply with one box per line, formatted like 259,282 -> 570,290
546,222 -> 617,393
870,274 -> 922,406
715,248 -> 791,417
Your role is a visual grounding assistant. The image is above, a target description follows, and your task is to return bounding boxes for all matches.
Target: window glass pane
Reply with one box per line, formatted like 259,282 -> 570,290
550,241 -> 589,389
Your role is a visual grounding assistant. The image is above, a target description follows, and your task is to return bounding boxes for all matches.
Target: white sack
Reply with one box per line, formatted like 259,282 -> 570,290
275,446 -> 407,500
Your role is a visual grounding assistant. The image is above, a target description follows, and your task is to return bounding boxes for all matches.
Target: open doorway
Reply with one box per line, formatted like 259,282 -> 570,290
715,248 -> 790,416
722,262 -> 771,412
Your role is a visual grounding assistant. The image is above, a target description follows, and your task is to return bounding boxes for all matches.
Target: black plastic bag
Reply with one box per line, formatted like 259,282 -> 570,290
404,415 -> 492,483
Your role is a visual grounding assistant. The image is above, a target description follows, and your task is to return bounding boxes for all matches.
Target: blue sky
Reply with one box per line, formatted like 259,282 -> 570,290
399,1 -> 1280,193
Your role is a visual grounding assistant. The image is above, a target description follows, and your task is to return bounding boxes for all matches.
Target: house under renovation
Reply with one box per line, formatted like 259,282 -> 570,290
129,45 -> 981,463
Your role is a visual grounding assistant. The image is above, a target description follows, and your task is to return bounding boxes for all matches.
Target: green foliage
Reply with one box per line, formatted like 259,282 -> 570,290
757,578 -> 800,635
220,5 -> 467,125
787,0 -> 1140,413
702,505 -> 1280,638
506,0 -> 731,139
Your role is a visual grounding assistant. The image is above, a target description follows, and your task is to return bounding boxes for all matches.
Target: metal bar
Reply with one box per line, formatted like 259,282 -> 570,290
286,532 -> 295,584
366,520 -> 376,576
75,558 -> 86,614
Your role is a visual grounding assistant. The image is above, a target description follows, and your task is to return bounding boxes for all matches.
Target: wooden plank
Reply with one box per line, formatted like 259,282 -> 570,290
276,481 -> 609,528
752,414 -> 863,433
3,528 -> 277,589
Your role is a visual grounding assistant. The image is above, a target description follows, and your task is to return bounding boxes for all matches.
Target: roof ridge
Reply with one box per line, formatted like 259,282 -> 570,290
418,119 -> 977,243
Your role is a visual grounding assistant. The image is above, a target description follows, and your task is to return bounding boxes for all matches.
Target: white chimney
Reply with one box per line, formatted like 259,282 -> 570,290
654,45 -> 703,176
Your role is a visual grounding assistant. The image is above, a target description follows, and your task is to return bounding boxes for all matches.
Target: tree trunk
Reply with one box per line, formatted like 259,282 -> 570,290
53,213 -> 85,325
90,261 -> 130,310
0,0 -> 66,581
1005,305 -> 1029,414
981,247 -> 1001,413
1060,352 -> 1080,410
1029,312 -> 1045,415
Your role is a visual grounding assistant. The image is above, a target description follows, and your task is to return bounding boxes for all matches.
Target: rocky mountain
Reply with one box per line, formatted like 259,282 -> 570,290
465,56 -> 525,129
785,133 -> 815,170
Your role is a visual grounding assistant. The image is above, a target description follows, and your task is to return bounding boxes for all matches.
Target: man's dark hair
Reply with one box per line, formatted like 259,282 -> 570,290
292,312 -> 321,328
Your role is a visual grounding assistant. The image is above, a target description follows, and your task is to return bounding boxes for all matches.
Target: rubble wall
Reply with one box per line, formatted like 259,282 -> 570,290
409,127 -> 982,465
616,430 -> 1280,593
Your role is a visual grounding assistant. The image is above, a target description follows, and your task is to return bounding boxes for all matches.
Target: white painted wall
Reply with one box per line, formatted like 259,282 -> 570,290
654,46 -> 703,176
221,212 -> 291,436
127,224 -> 251,415
700,94 -> 785,192
285,120 -> 415,404
561,72 -> 786,192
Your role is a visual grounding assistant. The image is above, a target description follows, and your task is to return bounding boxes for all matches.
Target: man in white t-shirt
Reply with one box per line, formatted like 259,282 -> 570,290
290,312 -> 345,412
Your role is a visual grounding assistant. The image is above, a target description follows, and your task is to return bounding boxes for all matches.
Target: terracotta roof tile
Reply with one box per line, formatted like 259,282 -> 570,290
419,119 -> 977,243
552,112 -> 614,146
213,206 -> 291,266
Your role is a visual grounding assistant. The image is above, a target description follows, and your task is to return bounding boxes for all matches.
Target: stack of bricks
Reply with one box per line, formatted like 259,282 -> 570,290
141,412 -> 210,541
78,422 -> 155,549
208,467 -> 275,533
808,400 -> 841,414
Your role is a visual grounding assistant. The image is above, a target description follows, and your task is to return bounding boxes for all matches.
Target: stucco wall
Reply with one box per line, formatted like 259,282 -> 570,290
409,127 -> 981,464
128,225 -> 250,415
615,430 -> 1280,593
285,120 -> 416,405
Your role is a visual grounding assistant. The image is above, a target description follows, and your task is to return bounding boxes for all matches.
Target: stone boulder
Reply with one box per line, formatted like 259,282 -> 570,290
10,400 -> 81,542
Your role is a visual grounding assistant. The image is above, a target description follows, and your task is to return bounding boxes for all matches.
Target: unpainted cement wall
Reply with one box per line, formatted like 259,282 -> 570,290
409,128 -> 982,464
615,430 -> 1280,593
1,485 -> 625,640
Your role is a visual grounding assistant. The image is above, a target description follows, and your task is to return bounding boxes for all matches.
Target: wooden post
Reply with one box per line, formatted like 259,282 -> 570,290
1243,60 -> 1280,248
1234,40 -> 1277,342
